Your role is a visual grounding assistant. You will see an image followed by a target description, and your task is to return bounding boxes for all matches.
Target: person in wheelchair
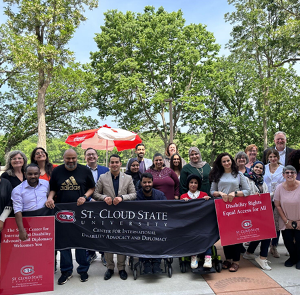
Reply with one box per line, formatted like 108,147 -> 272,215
136,173 -> 167,274
180,174 -> 212,269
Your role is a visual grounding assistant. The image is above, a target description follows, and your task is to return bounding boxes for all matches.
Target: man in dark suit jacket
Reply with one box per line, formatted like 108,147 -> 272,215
262,131 -> 295,166
93,154 -> 136,281
85,147 -> 109,184
84,147 -> 109,264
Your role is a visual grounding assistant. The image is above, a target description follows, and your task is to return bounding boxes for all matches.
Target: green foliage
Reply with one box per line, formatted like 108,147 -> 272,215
2,0 -> 98,148
0,63 -> 99,152
91,6 -> 220,147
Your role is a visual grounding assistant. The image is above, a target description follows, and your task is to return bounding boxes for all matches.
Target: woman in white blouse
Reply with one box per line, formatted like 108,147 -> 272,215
264,149 -> 285,258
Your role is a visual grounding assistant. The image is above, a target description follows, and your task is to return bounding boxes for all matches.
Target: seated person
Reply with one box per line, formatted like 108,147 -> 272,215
136,173 -> 166,274
180,174 -> 212,269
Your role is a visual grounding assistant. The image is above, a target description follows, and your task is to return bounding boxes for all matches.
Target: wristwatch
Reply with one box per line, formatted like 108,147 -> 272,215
83,195 -> 88,199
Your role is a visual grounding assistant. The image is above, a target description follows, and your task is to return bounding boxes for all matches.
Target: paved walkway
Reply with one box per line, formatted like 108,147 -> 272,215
30,239 -> 299,295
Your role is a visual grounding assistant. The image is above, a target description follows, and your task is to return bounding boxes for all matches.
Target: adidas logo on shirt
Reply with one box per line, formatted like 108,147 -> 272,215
61,176 -> 80,191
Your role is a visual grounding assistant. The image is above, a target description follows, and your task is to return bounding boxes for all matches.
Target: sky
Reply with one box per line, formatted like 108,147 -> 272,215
67,0 -> 235,63
0,0 -> 235,128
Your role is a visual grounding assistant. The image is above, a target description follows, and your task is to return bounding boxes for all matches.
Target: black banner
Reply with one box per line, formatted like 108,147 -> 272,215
24,199 -> 219,258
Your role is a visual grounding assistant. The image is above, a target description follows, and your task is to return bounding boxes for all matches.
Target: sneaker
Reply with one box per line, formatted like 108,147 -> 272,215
80,272 -> 89,282
270,245 -> 280,258
191,255 -> 198,269
243,252 -> 257,260
203,255 -> 212,268
255,257 -> 271,270
101,255 -> 107,267
58,272 -> 72,285
152,262 -> 162,274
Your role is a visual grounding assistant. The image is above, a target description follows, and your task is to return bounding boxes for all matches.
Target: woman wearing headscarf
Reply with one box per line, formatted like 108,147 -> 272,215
243,161 -> 271,270
125,158 -> 142,191
180,147 -> 211,196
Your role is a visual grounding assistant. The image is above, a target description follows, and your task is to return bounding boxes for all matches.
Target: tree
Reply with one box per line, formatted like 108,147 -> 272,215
3,0 -> 98,149
91,6 -> 220,148
225,0 -> 300,149
0,25 -> 23,89
0,63 -> 98,153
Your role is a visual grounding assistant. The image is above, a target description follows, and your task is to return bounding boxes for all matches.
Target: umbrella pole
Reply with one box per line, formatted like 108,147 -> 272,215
106,140 -> 108,167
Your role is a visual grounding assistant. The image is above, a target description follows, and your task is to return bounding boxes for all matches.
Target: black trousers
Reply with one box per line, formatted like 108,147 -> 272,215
282,229 -> 300,262
223,243 -> 241,261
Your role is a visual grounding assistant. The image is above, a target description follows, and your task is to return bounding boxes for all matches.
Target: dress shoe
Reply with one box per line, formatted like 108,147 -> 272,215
284,258 -> 296,267
119,270 -> 127,280
104,269 -> 114,280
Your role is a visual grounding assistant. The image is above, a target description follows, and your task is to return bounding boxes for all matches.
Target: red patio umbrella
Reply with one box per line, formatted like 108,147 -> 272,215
65,124 -> 142,165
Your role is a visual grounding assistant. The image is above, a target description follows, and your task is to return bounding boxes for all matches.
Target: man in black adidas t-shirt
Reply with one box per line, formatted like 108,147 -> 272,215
46,149 -> 95,285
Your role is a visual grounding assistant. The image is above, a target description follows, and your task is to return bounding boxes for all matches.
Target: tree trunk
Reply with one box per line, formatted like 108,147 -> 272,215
37,88 -> 47,149
37,69 -> 51,150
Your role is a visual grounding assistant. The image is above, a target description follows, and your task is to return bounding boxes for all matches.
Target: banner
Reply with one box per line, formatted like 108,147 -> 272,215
0,216 -> 55,295
215,193 -> 277,246
24,199 -> 219,258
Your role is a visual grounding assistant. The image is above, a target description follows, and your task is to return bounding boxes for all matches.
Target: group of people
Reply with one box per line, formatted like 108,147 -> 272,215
0,130 -> 300,285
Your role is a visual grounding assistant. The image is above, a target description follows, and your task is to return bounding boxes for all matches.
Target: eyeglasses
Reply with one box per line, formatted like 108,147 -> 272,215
86,153 -> 97,157
35,152 -> 45,156
131,164 -> 139,167
11,157 -> 23,161
285,171 -> 295,175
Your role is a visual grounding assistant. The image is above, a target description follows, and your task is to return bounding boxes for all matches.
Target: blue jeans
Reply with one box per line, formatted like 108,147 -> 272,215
247,239 -> 271,258
60,249 -> 90,274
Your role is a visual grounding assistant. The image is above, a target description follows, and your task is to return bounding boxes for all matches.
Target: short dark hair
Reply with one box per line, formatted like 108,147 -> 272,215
135,143 -> 145,150
141,172 -> 153,181
25,163 -> 40,172
84,147 -> 98,156
109,154 -> 121,162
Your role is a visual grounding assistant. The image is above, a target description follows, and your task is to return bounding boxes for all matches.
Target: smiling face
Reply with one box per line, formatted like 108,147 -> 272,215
11,153 -> 24,170
172,155 -> 180,167
253,163 -> 264,176
141,177 -> 153,193
109,157 -> 122,173
283,170 -> 296,182
25,166 -> 40,187
34,148 -> 47,162
221,155 -> 232,171
135,145 -> 145,159
153,156 -> 164,170
236,156 -> 246,167
246,147 -> 257,160
189,151 -> 200,163
274,133 -> 286,151
130,160 -> 140,173
168,144 -> 177,157
85,149 -> 98,167
268,153 -> 279,165
189,179 -> 198,193
64,150 -> 78,171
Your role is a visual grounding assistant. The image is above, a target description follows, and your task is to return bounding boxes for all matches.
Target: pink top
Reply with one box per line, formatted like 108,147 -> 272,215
274,183 -> 300,230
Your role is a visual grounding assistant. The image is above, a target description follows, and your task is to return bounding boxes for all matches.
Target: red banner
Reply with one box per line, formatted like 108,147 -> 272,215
0,216 -> 55,295
215,194 -> 277,246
